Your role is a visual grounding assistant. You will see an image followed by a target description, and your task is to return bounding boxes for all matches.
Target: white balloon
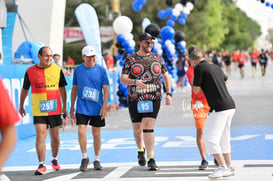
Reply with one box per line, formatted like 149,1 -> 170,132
186,2 -> 194,11
129,40 -> 135,47
181,40 -> 187,47
165,40 -> 172,46
124,33 -> 134,40
113,16 -> 133,34
183,8 -> 191,15
174,3 -> 184,12
172,8 -> 180,17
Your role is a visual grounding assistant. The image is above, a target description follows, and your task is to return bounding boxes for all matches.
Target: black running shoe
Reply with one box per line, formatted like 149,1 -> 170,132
214,158 -> 219,166
199,159 -> 208,170
93,160 -> 102,170
147,158 -> 158,171
79,157 -> 90,171
137,148 -> 146,166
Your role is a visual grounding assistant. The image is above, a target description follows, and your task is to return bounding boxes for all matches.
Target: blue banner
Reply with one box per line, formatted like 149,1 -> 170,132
74,3 -> 106,69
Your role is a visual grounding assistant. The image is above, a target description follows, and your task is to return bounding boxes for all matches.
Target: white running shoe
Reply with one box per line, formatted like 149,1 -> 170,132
208,166 -> 234,179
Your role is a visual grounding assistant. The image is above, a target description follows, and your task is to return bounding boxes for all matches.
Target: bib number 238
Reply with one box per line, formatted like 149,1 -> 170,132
137,100 -> 153,113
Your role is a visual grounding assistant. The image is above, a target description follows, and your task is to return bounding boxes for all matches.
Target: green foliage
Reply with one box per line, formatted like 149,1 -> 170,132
63,44 -> 83,65
64,0 -> 262,56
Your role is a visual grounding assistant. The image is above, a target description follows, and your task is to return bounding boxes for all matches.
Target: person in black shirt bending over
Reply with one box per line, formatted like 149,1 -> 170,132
188,45 -> 236,179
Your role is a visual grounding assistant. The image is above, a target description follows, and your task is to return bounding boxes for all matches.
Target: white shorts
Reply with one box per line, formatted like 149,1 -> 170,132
204,109 -> 235,155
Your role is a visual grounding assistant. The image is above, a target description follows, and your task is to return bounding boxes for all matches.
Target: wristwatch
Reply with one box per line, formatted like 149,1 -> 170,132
166,92 -> 173,97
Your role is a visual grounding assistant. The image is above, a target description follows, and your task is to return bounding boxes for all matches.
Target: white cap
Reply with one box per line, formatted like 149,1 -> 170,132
82,45 -> 96,56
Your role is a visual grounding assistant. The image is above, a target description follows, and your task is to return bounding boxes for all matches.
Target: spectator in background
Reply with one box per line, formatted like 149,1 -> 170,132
104,53 -> 114,70
0,78 -> 20,174
222,50 -> 231,75
53,54 -> 61,67
67,56 -> 75,65
176,54 -> 187,91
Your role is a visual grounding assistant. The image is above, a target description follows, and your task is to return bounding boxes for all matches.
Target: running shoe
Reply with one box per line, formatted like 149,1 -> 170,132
198,159 -> 208,170
208,166 -> 233,179
79,157 -> 90,171
51,159 -> 61,171
34,164 -> 46,175
137,148 -> 146,166
147,158 -> 158,171
93,160 -> 103,170
224,166 -> 235,177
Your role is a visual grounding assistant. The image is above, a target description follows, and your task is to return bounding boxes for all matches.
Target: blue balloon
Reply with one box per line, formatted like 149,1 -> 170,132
132,1 -> 142,12
160,26 -> 175,40
116,34 -> 125,42
271,4 -> 273,9
167,19 -> 175,27
122,40 -> 130,49
178,18 -> 186,25
166,8 -> 173,16
265,2 -> 270,6
158,10 -> 167,19
171,14 -> 178,21
180,12 -> 188,19
136,0 -> 146,4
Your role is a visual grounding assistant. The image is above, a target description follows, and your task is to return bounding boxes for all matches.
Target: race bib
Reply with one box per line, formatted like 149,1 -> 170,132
251,59 -> 256,63
82,87 -> 99,102
260,59 -> 265,63
40,99 -> 57,112
137,100 -> 153,113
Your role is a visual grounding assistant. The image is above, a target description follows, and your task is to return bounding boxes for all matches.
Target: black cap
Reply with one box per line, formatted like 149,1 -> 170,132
138,33 -> 155,41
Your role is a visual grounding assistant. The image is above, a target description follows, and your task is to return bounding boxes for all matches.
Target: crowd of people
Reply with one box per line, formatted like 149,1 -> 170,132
1,32 -> 272,179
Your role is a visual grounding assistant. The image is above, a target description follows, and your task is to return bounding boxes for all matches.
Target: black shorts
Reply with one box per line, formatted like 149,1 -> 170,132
251,62 -> 257,67
259,62 -> 267,67
238,64 -> 244,68
76,113 -> 105,127
127,97 -> 161,123
34,115 -> 62,128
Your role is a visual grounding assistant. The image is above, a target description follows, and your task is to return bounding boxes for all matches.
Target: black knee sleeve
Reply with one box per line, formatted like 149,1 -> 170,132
143,129 -> 154,133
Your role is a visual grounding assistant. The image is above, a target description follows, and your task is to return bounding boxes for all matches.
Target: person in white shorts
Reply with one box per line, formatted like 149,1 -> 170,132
188,45 -> 236,179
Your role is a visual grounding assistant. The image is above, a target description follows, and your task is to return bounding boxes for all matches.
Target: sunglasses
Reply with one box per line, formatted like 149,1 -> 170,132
143,41 -> 154,46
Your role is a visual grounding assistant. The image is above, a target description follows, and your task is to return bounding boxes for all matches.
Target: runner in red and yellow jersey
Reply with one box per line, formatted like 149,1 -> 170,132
19,47 -> 67,175
0,78 -> 20,174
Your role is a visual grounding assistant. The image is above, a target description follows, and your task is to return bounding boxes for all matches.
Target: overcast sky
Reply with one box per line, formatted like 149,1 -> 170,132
236,0 -> 273,37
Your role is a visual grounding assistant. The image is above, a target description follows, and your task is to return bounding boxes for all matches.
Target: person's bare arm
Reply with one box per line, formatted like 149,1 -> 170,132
0,126 -> 17,170
192,86 -> 203,95
162,72 -> 172,105
70,85 -> 78,120
100,85 -> 109,120
19,88 -> 29,117
59,86 -> 67,117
